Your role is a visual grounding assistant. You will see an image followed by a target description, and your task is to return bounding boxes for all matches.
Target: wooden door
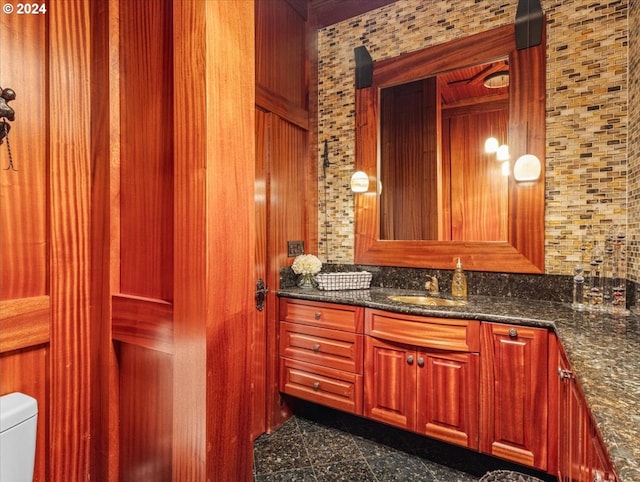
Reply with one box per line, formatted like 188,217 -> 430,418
446,107 -> 509,241
364,337 -> 416,430
480,323 -> 549,470
417,350 -> 479,449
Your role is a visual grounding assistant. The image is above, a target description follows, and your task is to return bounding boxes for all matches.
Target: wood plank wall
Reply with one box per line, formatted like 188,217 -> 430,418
114,1 -> 174,478
2,0 -> 256,480
114,0 -> 256,480
89,0 -> 120,479
1,1 -> 95,480
255,0 -> 317,433
172,1 -> 255,480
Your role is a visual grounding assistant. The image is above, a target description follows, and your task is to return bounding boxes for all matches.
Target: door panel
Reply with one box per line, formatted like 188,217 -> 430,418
417,351 -> 479,449
364,337 -> 416,430
481,323 -> 548,470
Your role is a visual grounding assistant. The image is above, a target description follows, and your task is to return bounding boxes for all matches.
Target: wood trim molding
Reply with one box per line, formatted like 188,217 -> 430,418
112,294 -> 173,354
256,84 -> 310,130
48,1 -> 93,479
0,296 -> 50,353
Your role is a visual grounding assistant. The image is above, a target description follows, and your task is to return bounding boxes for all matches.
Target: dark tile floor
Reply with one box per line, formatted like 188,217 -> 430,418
253,403 -> 556,482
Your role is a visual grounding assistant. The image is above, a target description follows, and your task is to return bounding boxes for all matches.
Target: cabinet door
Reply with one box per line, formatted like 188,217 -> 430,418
588,421 -> 617,482
557,348 -> 588,481
480,323 -> 549,470
364,337 -> 416,431
417,351 -> 479,449
556,341 -> 619,482
588,422 -> 617,482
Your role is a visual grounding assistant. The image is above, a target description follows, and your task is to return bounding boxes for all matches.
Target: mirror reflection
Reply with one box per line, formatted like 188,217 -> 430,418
379,59 -> 510,241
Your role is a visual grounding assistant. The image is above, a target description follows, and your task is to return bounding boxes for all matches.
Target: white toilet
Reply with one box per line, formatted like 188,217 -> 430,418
0,392 -> 38,482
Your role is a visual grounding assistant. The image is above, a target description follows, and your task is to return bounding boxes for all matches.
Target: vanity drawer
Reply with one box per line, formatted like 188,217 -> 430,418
279,358 -> 363,415
280,321 -> 363,374
365,309 -> 480,352
279,298 -> 363,333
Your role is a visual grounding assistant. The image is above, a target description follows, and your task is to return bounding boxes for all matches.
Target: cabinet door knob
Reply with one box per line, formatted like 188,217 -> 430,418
558,367 -> 574,381
508,328 -> 518,338
407,355 -> 414,365
314,312 -> 322,320
312,382 -> 320,391
417,357 -> 425,367
312,343 -> 321,352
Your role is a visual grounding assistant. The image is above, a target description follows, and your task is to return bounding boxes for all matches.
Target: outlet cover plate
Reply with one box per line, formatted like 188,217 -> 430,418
287,240 -> 304,257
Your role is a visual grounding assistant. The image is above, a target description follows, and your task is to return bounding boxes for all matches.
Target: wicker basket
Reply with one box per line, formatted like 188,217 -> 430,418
315,271 -> 372,291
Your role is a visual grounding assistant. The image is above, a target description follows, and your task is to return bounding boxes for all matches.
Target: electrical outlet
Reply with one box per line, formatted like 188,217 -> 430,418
287,240 -> 304,257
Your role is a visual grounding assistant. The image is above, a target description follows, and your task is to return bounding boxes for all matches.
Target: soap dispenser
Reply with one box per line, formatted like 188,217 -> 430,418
451,257 -> 467,300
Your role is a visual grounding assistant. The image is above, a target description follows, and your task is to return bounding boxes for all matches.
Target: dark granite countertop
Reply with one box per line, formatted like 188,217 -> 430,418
278,286 -> 640,481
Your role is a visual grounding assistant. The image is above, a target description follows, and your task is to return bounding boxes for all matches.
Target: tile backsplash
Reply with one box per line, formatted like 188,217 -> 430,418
316,0 -> 639,282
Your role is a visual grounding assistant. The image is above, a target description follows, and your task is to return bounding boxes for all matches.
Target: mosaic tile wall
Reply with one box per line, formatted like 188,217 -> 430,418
317,0 -> 636,280
629,0 -> 639,284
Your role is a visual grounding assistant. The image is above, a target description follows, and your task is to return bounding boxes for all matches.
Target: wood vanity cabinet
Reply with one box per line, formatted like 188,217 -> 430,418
364,309 -> 481,449
278,298 -> 364,414
278,298 -> 620,480
555,340 -> 618,482
480,322 -> 549,471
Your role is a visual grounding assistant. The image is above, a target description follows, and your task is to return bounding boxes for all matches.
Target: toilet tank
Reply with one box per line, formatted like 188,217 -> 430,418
0,392 -> 38,482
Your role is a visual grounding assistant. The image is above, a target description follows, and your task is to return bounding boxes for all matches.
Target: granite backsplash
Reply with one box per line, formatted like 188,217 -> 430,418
281,264 -> 639,310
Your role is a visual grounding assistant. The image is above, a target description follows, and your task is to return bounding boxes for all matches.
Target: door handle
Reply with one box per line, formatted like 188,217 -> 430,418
255,278 -> 269,311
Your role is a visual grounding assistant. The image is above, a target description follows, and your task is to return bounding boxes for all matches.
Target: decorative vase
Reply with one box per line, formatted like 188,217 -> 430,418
297,272 -> 317,289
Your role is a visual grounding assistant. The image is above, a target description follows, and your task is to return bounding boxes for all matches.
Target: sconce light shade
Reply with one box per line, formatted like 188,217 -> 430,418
354,46 -> 373,89
496,144 -> 510,161
513,154 -> 541,181
351,171 -> 370,193
515,0 -> 544,50
484,137 -> 499,153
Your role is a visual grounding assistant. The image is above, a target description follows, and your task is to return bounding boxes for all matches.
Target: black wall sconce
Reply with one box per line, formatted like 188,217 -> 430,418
0,86 -> 17,170
354,46 -> 373,89
515,0 -> 544,50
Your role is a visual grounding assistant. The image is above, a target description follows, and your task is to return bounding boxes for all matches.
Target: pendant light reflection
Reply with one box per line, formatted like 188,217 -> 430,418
496,144 -> 510,161
484,137 -> 499,154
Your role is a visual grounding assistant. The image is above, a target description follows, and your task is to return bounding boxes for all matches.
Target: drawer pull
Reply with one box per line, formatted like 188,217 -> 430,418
407,355 -> 414,365
417,357 -> 425,367
312,343 -> 321,352
508,328 -> 518,338
312,382 -> 320,391
314,312 -> 322,320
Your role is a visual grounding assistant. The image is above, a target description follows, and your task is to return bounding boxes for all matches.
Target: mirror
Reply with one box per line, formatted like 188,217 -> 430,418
380,59 -> 510,241
354,24 -> 545,273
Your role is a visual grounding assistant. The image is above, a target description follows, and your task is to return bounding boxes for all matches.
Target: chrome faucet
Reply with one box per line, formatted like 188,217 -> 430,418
424,276 -> 440,296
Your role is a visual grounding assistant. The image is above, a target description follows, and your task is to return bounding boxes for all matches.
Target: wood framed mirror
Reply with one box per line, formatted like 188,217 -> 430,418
354,24 -> 545,273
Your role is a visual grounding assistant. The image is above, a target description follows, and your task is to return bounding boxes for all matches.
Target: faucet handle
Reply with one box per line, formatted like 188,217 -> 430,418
425,276 -> 440,295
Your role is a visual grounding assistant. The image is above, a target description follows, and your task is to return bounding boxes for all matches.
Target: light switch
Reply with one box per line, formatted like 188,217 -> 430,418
287,240 -> 304,257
